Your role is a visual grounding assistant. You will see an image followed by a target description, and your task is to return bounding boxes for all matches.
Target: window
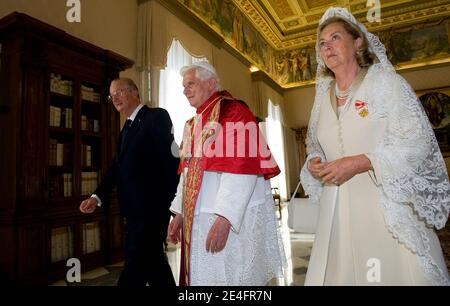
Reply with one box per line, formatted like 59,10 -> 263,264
159,39 -> 207,145
265,100 -> 288,199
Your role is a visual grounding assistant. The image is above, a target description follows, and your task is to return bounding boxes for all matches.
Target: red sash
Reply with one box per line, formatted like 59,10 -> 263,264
179,95 -> 221,286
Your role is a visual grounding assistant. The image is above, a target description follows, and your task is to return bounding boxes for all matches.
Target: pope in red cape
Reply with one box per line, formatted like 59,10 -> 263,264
167,61 -> 285,286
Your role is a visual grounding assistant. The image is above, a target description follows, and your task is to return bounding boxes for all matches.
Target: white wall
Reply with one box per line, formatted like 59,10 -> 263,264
401,65 -> 450,91
284,85 -> 316,128
214,48 -> 253,106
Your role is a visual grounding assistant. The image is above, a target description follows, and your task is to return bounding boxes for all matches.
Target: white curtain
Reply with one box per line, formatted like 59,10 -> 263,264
266,100 -> 288,200
159,39 -> 207,145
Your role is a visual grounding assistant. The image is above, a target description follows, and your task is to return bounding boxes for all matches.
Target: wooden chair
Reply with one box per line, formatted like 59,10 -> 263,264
272,187 -> 282,220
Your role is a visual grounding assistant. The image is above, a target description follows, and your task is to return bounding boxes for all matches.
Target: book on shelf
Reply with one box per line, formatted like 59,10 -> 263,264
63,173 -> 73,197
81,145 -> 92,167
51,226 -> 74,263
56,143 -> 63,166
49,106 -> 61,127
49,106 -> 72,128
81,171 -> 99,195
49,173 -> 72,198
81,116 -> 100,133
49,142 -> 72,167
49,139 -> 57,166
93,119 -> 99,132
83,222 -> 101,254
81,85 -> 101,102
81,115 -> 87,131
61,108 -> 73,129
50,73 -> 73,96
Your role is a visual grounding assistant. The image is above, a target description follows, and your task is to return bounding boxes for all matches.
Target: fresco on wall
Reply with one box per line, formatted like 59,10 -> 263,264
419,91 -> 450,153
187,0 -> 234,38
180,1 -> 450,88
376,22 -> 450,66
180,0 -> 279,82
274,47 -> 317,85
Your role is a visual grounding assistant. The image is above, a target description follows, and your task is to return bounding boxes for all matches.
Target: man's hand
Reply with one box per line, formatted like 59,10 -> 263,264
167,213 -> 182,244
79,197 -> 98,213
206,215 -> 231,253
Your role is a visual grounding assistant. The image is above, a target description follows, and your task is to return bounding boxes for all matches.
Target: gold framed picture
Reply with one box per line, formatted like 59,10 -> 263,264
417,87 -> 450,154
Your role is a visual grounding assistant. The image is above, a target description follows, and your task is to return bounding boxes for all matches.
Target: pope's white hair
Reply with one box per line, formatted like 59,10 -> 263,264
180,61 -> 221,91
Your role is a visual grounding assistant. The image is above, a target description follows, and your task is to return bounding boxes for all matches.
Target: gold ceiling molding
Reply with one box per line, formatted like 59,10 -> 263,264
234,0 -> 450,50
367,4 -> 450,31
233,0 -> 284,49
282,2 -> 450,50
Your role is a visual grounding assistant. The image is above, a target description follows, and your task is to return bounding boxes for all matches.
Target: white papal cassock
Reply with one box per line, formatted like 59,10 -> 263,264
170,171 -> 285,286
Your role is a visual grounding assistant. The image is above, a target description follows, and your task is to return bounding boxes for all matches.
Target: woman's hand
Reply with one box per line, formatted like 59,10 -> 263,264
319,154 -> 372,186
308,156 -> 327,180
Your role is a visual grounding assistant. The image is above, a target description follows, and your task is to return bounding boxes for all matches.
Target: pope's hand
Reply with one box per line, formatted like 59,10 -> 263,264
206,215 -> 231,253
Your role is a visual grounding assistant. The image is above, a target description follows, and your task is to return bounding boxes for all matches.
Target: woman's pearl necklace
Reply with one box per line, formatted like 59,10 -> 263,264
335,82 -> 353,100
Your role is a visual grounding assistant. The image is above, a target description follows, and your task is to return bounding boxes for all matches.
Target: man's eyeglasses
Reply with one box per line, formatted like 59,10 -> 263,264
108,88 -> 131,102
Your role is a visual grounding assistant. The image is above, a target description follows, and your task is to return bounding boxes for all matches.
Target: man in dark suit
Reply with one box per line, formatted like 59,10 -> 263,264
80,78 -> 180,287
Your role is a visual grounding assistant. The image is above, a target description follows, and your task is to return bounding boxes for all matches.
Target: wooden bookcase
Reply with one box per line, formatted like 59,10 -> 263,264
0,12 -> 134,285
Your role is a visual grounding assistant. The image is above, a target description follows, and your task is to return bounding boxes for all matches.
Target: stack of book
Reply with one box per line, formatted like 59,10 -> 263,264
82,222 -> 101,254
50,73 -> 73,96
81,85 -> 101,102
51,226 -> 74,263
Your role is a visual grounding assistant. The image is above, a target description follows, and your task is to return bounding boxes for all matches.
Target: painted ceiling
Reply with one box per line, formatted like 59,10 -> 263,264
178,0 -> 450,88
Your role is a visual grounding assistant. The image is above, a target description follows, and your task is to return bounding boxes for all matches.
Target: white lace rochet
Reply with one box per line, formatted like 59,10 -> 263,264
300,7 -> 450,285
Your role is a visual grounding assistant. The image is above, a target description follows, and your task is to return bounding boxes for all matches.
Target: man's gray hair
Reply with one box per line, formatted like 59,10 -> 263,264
111,77 -> 140,99
112,77 -> 139,92
180,61 -> 221,91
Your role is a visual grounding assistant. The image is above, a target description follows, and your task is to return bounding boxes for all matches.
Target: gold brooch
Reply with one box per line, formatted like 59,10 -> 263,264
355,100 -> 369,118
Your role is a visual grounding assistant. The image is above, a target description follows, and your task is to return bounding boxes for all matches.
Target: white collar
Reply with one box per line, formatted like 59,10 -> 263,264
128,104 -> 144,122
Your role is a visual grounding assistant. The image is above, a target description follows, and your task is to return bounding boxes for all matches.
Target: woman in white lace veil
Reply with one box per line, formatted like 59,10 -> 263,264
300,6 -> 450,285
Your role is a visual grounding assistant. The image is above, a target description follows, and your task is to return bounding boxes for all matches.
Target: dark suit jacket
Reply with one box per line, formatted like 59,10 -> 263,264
95,105 -> 180,220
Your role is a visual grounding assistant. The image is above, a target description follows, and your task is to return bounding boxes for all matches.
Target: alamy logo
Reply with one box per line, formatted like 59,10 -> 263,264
366,0 -> 381,23
366,258 -> 381,283
66,258 -> 81,283
177,117 -> 277,169
66,0 -> 81,23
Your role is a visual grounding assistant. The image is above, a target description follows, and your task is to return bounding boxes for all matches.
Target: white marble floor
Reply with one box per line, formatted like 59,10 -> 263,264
52,202 -> 313,286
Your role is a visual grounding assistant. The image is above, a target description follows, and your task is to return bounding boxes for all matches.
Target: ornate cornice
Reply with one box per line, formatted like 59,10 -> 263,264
234,0 -> 450,50
233,0 -> 284,49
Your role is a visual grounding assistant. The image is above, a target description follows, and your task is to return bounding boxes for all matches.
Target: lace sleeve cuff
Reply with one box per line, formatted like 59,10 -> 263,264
300,154 -> 324,205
